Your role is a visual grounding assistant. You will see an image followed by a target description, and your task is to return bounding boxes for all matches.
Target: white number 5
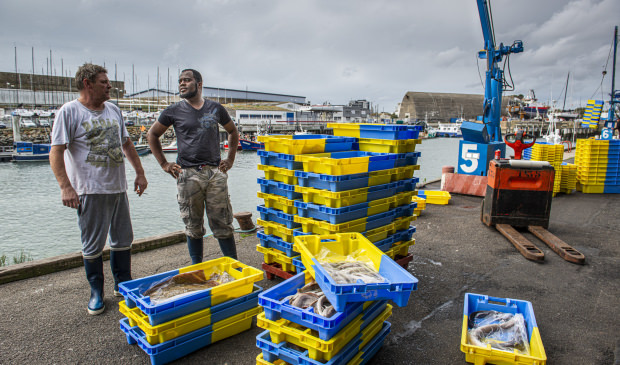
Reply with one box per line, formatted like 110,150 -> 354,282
460,144 -> 480,173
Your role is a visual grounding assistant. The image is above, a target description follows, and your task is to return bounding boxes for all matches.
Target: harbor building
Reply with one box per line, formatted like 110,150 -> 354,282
397,91 -> 511,123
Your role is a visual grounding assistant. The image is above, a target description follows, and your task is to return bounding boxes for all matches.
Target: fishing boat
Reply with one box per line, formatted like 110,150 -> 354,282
12,141 -> 50,162
238,139 -> 264,151
435,120 -> 463,138
162,140 -> 177,153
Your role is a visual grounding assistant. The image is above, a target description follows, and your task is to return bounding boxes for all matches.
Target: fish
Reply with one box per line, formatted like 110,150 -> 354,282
467,311 -> 529,354
321,261 -> 385,284
143,270 -> 235,304
285,280 -> 337,318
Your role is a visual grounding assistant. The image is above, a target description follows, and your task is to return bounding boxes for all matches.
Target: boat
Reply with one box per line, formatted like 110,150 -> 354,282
435,120 -> 463,138
162,140 -> 178,153
522,90 -> 549,120
12,141 -> 50,162
133,133 -> 151,156
238,139 -> 264,151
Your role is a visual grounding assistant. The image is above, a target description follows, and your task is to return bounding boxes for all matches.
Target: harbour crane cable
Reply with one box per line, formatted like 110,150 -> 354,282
476,55 -> 485,91
590,35 -> 614,99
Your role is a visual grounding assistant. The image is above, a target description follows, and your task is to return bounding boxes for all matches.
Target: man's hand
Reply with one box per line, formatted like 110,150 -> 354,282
219,158 -> 233,173
134,174 -> 148,196
162,162 -> 182,179
61,186 -> 80,209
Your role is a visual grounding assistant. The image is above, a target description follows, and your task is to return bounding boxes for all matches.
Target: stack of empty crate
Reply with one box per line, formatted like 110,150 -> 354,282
524,142 -> 564,196
256,232 -> 419,365
117,258 -> 263,365
256,134 -> 358,280
575,138 -> 620,194
559,163 -> 578,194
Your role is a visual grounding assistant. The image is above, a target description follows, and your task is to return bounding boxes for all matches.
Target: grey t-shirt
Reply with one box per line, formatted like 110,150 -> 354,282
158,99 -> 231,168
50,100 -> 129,194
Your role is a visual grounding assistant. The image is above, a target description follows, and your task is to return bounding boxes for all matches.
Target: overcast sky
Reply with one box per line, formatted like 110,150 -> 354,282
1,0 -> 618,113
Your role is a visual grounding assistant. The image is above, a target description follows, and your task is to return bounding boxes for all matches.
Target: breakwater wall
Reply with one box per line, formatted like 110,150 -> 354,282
0,126 -> 173,146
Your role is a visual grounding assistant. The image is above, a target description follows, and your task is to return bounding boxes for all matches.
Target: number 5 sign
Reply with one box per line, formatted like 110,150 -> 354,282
457,141 -> 505,176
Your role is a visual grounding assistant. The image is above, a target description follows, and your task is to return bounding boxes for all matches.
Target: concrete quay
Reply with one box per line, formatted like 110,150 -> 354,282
0,189 -> 618,364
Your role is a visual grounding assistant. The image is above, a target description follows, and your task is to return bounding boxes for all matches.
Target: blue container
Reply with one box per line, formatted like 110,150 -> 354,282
373,227 -> 416,252
258,150 -> 304,170
356,125 -> 421,140
257,205 -> 301,229
256,321 -> 391,365
292,256 -> 305,273
393,151 -> 421,167
257,178 -> 302,200
257,231 -> 299,257
258,271 -> 388,340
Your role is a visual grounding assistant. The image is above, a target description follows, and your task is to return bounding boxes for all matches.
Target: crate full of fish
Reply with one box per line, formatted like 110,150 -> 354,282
119,285 -> 262,344
118,257 -> 263,325
327,123 -> 422,140
294,193 -> 413,224
295,166 -> 418,192
257,300 -> 391,361
256,317 -> 391,365
294,232 -> 418,312
460,293 -> 546,365
295,181 -> 417,208
257,134 -> 357,155
120,306 -> 261,365
258,150 -> 304,170
258,270 -> 387,340
257,231 -> 299,257
295,151 -> 420,175
257,207 -> 300,229
257,178 -> 302,200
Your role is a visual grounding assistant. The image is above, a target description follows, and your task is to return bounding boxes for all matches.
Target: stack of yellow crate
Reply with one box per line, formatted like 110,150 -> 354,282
559,163 -> 577,194
531,143 -> 564,196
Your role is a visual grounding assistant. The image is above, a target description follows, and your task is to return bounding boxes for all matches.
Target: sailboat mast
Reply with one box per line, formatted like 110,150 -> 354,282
562,72 -> 569,110
610,26 -> 618,129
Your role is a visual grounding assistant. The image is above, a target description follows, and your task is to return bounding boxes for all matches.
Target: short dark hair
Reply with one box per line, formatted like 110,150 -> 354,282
181,69 -> 202,84
75,63 -> 107,90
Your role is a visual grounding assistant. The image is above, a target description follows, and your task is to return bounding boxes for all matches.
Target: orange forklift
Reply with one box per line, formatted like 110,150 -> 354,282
481,130 -> 585,264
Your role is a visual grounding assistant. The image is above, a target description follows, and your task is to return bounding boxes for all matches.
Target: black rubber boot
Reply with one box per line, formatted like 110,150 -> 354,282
110,250 -> 132,297
217,236 -> 238,260
187,236 -> 204,265
83,256 -> 105,315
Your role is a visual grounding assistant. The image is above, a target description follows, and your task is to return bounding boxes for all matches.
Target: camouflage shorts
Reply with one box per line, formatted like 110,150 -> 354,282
176,166 -> 234,239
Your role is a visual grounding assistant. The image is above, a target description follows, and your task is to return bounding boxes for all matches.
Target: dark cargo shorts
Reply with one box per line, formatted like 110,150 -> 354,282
177,166 -> 234,239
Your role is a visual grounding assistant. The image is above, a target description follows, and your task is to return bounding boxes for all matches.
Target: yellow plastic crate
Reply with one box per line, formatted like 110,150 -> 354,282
256,304 -> 392,361
363,222 -> 396,243
579,183 -> 605,194
256,245 -> 295,272
257,219 -> 296,243
295,153 -> 373,175
421,190 -> 451,205
356,138 -> 421,153
257,192 -> 297,215
412,196 -> 426,214
295,185 -> 374,208
257,135 -> 327,155
392,215 -> 417,231
294,215 -> 368,235
256,353 -> 288,365
119,302 -> 260,345
385,239 -> 415,259
258,164 -> 298,185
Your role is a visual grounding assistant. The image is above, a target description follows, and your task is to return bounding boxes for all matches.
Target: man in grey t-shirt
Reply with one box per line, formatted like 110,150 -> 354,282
147,69 -> 239,264
50,63 -> 148,315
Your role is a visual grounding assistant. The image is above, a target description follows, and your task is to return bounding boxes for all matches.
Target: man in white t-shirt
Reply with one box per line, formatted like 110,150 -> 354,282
50,63 -> 148,316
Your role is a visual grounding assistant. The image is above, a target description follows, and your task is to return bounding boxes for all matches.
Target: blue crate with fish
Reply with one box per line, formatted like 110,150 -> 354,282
295,181 -> 417,208
257,301 -> 391,362
373,227 -> 416,252
257,206 -> 301,229
117,257 -> 263,325
258,150 -> 304,170
258,134 -> 357,155
120,306 -> 261,365
327,122 -> 422,140
296,151 -> 420,175
294,232 -> 418,312
119,284 -> 262,344
257,231 -> 299,257
295,166 -> 417,192
460,293 -> 547,365
256,317 -> 391,365
257,178 -> 302,200
258,270 -> 386,340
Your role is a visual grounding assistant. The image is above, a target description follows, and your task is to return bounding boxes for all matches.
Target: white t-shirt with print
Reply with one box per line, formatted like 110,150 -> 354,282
51,100 -> 129,195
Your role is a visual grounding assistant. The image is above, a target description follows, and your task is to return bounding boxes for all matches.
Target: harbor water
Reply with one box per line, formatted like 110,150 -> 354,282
0,138 -> 460,262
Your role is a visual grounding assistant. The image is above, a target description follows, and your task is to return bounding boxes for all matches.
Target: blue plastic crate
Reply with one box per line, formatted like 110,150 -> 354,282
257,205 -> 301,229
295,233 -> 419,312
393,151 -> 421,167
258,231 -> 299,257
258,178 -> 303,200
258,150 -> 304,170
256,320 -> 391,365
295,197 -> 415,225
258,270 -> 387,340
120,306 -> 260,365
292,256 -> 305,273
373,228 -> 416,252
